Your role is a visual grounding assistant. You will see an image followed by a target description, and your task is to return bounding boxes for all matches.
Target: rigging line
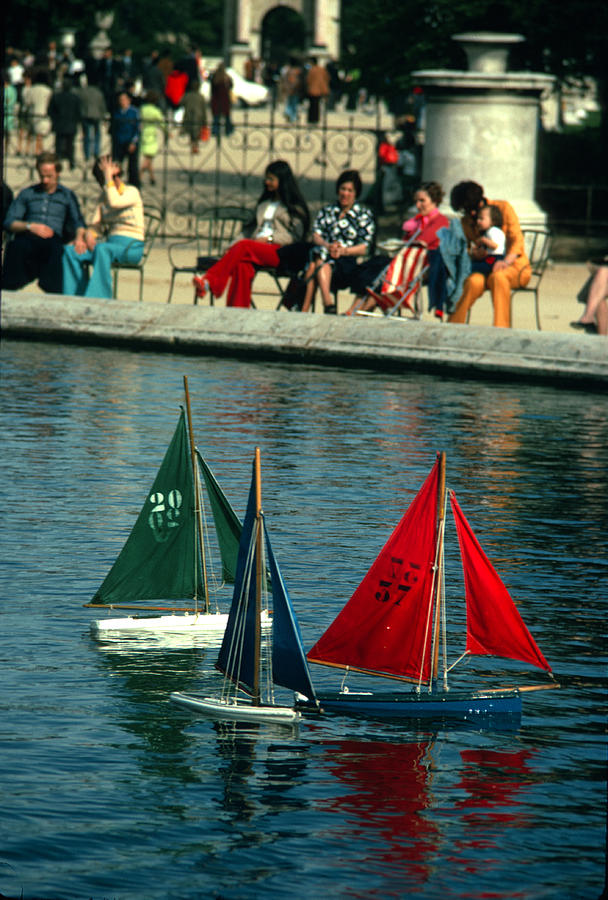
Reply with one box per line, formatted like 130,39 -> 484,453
427,516 -> 446,694
431,452 -> 447,688
198,471 -> 222,609
259,513 -> 273,702
440,492 -> 449,691
183,377 -> 209,614
220,524 -> 257,702
446,650 -> 471,674
419,515 -> 443,694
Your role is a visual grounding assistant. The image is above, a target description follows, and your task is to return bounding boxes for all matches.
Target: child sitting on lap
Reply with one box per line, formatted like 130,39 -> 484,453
470,203 -> 505,275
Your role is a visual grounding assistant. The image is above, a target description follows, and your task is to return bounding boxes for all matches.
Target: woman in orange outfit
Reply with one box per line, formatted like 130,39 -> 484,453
448,181 -> 530,328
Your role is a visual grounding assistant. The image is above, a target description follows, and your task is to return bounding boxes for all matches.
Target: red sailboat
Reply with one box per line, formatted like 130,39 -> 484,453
299,452 -> 558,721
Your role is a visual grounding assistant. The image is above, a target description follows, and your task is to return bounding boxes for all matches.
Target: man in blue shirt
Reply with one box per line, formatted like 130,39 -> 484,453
111,90 -> 140,188
3,152 -> 86,293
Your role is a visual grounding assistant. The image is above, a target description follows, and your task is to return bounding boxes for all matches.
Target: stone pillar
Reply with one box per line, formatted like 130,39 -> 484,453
229,0 -> 252,74
414,33 -> 554,226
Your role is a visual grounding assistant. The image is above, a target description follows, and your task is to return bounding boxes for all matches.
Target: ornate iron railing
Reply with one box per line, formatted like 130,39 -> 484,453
4,108 -> 384,236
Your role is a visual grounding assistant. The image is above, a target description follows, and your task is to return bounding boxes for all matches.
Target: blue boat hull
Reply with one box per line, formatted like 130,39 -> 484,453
299,688 -> 522,721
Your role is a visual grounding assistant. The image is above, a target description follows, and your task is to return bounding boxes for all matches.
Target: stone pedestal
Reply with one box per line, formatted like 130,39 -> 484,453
414,33 -> 554,226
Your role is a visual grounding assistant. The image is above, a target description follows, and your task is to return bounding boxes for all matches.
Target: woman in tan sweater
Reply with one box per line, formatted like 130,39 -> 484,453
62,155 -> 144,298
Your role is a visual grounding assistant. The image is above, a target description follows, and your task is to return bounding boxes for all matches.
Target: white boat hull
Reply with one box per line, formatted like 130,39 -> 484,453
90,610 -> 271,643
170,691 -> 300,724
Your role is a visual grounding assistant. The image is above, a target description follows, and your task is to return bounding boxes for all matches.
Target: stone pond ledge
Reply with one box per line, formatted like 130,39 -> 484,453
3,292 -> 606,390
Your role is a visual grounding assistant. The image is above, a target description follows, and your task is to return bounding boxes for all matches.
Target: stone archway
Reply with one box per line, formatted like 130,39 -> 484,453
224,0 -> 340,74
261,7 -> 306,68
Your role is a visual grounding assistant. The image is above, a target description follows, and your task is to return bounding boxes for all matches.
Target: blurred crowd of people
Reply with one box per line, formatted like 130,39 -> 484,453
3,41 -> 401,180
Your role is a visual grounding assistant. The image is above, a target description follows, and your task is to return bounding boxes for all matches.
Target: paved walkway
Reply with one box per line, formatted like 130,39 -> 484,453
11,240 -> 599,335
116,243 -> 596,335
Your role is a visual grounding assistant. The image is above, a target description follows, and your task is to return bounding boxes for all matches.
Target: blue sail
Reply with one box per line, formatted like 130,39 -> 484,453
263,519 -> 317,703
216,466 -> 258,694
217,458 -> 317,704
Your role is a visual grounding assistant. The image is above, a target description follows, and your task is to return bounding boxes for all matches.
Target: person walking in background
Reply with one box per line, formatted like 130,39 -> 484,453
210,63 -> 233,137
62,154 -> 144,299
325,59 -> 343,111
48,77 -> 81,170
181,84 -> 207,154
17,69 -> 34,156
282,57 -> 303,123
26,68 -> 53,156
3,69 -> 18,156
97,47 -> 121,115
3,151 -> 86,293
141,50 -> 168,114
306,57 -> 329,125
75,76 -> 107,161
139,91 -> 166,182
111,90 -> 140,187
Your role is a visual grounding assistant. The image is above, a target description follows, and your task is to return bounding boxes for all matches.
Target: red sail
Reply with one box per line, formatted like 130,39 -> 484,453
449,492 -> 551,672
308,458 -> 440,683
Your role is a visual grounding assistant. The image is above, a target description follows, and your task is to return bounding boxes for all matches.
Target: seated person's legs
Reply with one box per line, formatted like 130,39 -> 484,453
316,262 -> 336,312
486,268 -> 512,328
448,272 -> 487,323
426,248 -> 448,317
2,234 -> 35,290
301,259 -> 320,313
63,244 -> 93,295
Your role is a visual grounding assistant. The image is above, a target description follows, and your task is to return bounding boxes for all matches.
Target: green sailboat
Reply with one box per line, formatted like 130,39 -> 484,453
88,377 -> 260,644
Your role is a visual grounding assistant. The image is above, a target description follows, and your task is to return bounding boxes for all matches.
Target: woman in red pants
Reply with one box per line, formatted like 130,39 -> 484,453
193,160 -> 309,307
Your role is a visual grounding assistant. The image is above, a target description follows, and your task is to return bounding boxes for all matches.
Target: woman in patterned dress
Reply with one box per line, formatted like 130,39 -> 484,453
301,169 -> 375,314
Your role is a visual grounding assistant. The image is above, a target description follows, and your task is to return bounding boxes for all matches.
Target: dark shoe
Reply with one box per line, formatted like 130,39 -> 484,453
324,303 -> 337,315
570,320 -> 597,333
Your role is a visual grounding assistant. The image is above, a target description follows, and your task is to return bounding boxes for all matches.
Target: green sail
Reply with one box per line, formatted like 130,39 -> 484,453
196,449 -> 242,584
92,410 -> 204,605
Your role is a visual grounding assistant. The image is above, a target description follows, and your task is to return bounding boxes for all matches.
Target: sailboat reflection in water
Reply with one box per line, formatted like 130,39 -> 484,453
171,448 -> 318,724
298,452 -> 558,722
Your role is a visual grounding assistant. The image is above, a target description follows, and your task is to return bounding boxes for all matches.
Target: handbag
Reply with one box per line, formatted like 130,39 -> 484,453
200,125 -> 210,142
280,275 -> 307,310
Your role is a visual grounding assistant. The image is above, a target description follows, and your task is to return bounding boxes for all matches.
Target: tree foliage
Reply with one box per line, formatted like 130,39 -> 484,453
4,0 -> 224,62
341,0 -> 608,100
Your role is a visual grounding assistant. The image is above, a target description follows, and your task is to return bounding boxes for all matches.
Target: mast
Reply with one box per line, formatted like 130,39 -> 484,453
252,447 -> 262,706
183,375 -> 209,614
432,451 -> 446,684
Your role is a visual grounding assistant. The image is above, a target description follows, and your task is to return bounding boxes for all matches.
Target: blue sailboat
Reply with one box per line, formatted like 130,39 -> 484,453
171,448 -> 317,724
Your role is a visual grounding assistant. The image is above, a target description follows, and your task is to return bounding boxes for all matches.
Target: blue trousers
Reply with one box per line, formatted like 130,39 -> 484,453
82,119 -> 101,160
426,248 -> 448,313
63,235 -> 144,299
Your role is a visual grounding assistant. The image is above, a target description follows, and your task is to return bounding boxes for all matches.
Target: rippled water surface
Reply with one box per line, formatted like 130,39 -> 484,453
1,340 -> 606,900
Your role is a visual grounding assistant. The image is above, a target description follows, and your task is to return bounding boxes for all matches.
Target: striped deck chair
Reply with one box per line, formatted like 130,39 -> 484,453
364,243 -> 429,318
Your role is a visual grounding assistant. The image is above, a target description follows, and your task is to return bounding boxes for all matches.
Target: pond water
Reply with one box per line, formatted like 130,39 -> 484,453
1,340 -> 606,899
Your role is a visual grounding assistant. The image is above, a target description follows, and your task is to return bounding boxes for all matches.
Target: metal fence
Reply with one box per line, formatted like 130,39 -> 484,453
4,109 -> 607,245
4,107 -> 384,236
